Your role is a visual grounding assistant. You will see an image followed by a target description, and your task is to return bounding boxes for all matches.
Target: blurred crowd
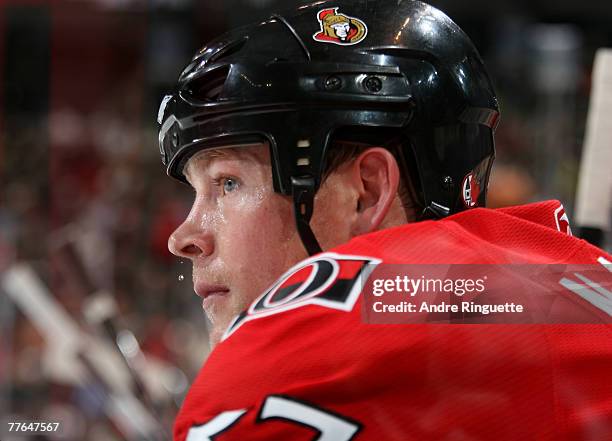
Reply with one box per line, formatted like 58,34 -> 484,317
1,0 -> 610,439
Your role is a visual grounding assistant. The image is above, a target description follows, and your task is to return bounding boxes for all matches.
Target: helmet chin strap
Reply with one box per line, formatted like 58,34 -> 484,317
291,175 -> 322,256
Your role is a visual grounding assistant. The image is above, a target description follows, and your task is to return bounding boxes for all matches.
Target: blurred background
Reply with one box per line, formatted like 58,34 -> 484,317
0,0 -> 611,439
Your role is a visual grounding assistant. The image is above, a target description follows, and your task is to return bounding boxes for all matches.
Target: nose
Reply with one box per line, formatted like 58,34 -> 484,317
168,216 -> 215,260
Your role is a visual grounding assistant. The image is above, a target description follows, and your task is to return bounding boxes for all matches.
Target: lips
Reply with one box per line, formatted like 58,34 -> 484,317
194,282 -> 230,299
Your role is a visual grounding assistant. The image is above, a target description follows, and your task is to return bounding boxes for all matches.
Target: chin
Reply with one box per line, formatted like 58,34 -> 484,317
208,326 -> 225,349
206,312 -> 239,349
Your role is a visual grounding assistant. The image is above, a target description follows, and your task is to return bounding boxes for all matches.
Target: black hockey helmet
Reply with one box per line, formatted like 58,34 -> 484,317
157,0 -> 500,255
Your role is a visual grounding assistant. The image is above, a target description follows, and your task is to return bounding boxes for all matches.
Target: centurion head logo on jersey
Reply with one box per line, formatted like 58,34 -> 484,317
312,7 -> 368,45
461,172 -> 482,207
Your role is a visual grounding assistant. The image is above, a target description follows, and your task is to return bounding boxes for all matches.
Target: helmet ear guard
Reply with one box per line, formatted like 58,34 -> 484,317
158,0 -> 500,256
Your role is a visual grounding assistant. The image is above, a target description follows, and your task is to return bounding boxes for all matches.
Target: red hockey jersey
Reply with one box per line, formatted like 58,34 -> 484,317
175,201 -> 612,441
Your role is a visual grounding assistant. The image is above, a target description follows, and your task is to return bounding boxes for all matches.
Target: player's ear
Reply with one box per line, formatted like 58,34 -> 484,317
350,147 -> 401,236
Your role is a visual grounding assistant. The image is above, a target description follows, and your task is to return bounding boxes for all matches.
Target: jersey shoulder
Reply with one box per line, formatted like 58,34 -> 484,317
174,203 -> 612,440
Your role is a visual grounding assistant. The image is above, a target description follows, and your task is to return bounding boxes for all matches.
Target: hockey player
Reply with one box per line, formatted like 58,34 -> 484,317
157,1 -> 612,439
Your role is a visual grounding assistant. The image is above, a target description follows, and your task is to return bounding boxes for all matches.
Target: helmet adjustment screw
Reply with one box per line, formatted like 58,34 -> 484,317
364,75 -> 383,93
442,176 -> 454,191
324,75 -> 342,91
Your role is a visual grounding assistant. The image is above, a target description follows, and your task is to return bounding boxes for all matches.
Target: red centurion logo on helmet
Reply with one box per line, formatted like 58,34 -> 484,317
461,172 -> 482,208
312,7 -> 368,45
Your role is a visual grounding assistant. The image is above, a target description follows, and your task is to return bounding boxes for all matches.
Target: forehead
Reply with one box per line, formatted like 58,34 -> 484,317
184,143 -> 269,177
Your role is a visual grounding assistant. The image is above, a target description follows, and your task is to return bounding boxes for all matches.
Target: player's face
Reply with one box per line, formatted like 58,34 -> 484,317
168,144 -> 355,346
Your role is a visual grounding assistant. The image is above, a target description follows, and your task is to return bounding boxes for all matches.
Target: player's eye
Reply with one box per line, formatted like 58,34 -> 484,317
223,178 -> 238,193
211,175 -> 241,196
220,177 -> 239,195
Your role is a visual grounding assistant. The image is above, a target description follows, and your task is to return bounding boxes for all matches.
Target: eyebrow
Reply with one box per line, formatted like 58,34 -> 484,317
184,144 -> 266,181
184,149 -> 230,182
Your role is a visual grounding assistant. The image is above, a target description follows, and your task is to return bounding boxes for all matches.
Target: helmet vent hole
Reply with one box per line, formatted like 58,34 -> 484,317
182,65 -> 231,103
209,37 -> 248,63
297,157 -> 310,166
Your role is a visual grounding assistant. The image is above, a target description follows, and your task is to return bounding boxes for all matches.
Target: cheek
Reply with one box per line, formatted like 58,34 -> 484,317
217,187 -> 305,289
218,185 -> 291,243
311,178 -> 355,248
